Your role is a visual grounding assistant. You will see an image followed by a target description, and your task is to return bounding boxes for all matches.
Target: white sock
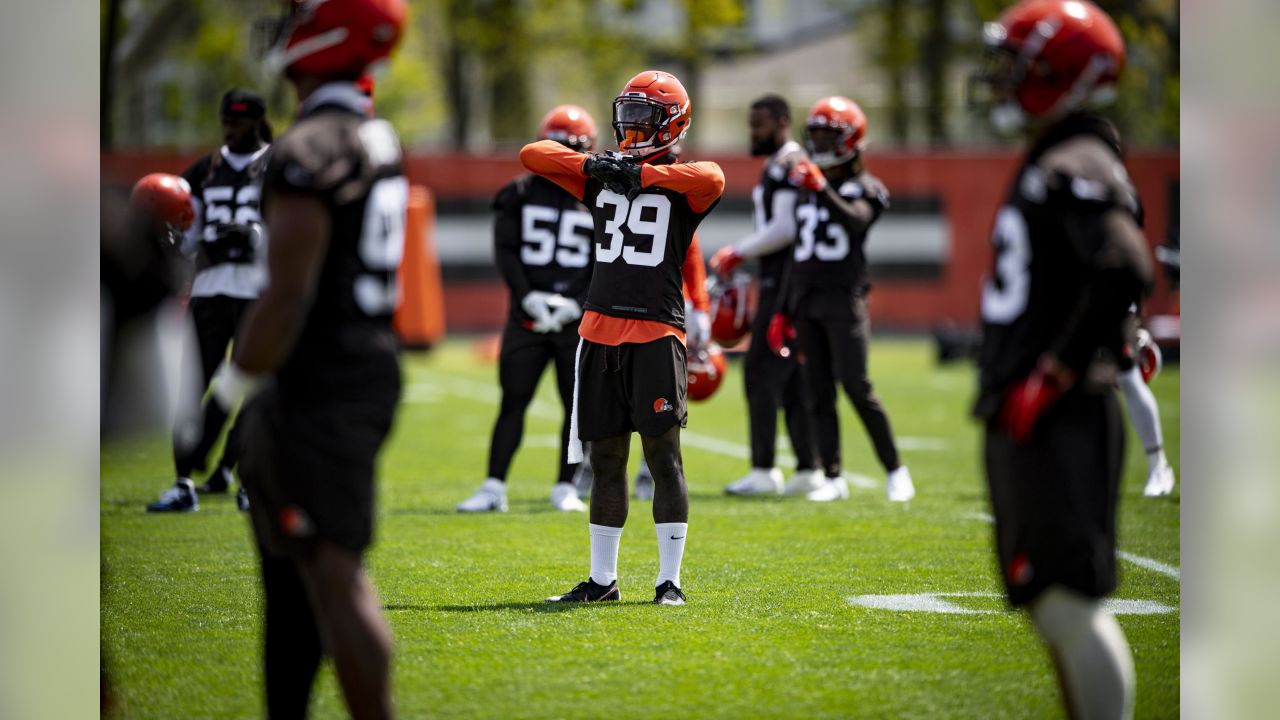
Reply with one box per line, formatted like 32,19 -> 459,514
1118,367 -> 1164,462
1146,448 -> 1168,477
1031,586 -> 1135,720
588,523 -> 623,586
655,522 -> 688,587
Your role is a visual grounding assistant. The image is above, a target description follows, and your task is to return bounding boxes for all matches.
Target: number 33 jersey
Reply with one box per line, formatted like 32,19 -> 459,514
261,84 -> 408,382
581,174 -> 718,331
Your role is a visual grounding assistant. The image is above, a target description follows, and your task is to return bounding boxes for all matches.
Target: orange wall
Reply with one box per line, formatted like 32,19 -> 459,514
103,150 -> 1179,331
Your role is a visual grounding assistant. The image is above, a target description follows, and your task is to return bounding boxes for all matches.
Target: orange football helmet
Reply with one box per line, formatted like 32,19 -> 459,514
805,96 -> 867,169
688,343 -> 728,402
129,173 -> 194,244
539,104 -> 597,151
708,272 -> 753,345
269,0 -> 407,79
974,0 -> 1125,133
612,70 -> 691,159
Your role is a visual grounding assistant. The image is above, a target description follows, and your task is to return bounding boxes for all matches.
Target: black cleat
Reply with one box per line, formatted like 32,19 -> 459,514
146,479 -> 199,513
196,467 -> 233,495
654,581 -> 685,606
545,578 -> 620,603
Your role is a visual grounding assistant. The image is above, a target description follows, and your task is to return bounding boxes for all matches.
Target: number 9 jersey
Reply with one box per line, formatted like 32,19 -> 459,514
261,84 -> 407,389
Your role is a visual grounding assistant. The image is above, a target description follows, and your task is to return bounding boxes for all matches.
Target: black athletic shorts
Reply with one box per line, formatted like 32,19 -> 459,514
575,336 -> 687,441
240,353 -> 401,558
983,388 -> 1124,606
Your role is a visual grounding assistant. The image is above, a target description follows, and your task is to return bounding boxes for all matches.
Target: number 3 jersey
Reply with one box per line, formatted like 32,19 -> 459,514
974,114 -> 1152,420
180,144 -> 271,299
261,82 -> 408,389
492,174 -> 594,324
786,172 -> 889,313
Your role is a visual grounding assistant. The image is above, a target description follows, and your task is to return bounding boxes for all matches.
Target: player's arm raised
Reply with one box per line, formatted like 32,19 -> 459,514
519,139 -> 587,201
710,182 -> 798,275
640,161 -> 725,214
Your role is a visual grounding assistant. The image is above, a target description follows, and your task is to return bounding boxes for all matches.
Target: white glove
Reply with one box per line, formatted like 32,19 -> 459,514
210,361 -> 263,411
522,291 -> 555,333
545,295 -> 583,332
687,309 -> 711,349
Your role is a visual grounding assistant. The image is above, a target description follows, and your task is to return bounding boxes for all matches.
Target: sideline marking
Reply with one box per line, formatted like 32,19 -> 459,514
848,592 -> 1175,616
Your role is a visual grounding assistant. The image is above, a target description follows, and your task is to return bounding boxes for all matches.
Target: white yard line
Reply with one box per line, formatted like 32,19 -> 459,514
965,511 -> 1180,582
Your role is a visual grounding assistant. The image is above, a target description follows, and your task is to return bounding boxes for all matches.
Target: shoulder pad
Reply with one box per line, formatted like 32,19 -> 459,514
1035,135 -> 1141,219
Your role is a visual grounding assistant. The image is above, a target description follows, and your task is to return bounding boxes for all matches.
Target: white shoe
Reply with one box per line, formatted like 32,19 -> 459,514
551,482 -> 587,512
886,466 -> 916,502
634,464 -> 655,501
456,478 -> 508,513
1143,458 -> 1176,497
806,476 -> 849,502
725,468 -> 784,496
782,469 -> 824,497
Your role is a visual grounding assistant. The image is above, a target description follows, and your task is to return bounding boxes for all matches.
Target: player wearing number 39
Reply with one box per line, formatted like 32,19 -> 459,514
521,70 -> 724,606
456,105 -> 598,514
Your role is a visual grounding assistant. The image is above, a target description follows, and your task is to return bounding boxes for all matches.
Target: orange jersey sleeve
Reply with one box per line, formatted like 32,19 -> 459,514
681,232 -> 709,312
519,140 -> 587,200
640,161 -> 725,214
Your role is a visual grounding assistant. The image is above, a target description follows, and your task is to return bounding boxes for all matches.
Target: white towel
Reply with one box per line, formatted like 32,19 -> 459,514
567,337 -> 585,464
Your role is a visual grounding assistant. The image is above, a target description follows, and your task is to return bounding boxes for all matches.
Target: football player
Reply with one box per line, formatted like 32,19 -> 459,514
521,70 -> 724,606
727,97 -> 914,503
456,105 -> 598,514
179,0 -> 409,716
971,1 -> 1153,717
147,88 -> 273,513
1118,306 -> 1176,497
709,94 -> 820,497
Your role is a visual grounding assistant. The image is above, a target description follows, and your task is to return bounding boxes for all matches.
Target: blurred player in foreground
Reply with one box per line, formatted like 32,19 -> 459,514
971,1 -> 1153,717
522,70 -> 723,605
177,0 -> 410,716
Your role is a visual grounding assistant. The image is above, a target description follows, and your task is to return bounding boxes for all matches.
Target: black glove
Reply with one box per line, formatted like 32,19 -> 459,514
584,154 -> 642,200
173,398 -> 230,477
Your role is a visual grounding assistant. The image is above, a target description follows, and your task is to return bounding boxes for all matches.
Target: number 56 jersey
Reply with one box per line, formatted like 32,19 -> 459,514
261,84 -> 408,391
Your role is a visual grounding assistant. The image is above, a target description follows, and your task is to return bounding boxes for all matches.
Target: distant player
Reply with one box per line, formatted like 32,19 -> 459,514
148,88 -> 272,513
456,105 -> 598,514
1117,306 -> 1176,496
710,94 -> 820,497
521,70 -> 724,606
971,1 -> 1153,717
725,97 -> 914,503
177,0 -> 409,716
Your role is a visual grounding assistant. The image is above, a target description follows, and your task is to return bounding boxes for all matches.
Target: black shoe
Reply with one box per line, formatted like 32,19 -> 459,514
196,467 -> 233,495
545,578 -> 620,603
146,479 -> 199,513
654,581 -> 685,606
235,486 -> 250,512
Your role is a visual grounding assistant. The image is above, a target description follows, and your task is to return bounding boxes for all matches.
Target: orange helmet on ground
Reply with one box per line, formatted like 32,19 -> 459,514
708,272 -> 752,346
688,343 -> 728,402
539,104 -> 597,151
270,0 -> 407,79
975,0 -> 1125,133
612,70 -> 691,159
129,173 -> 194,244
805,96 -> 867,169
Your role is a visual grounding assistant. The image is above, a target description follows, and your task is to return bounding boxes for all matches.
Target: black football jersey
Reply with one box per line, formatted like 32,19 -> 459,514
181,146 -> 270,259
974,115 -> 1148,419
786,172 -> 889,309
493,173 -> 594,323
752,141 -> 807,288
581,175 -> 718,331
261,84 -> 407,390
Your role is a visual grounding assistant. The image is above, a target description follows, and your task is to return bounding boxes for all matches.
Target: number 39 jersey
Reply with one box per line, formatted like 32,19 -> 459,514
581,177 -> 717,331
262,86 -> 408,385
975,115 -> 1146,419
493,174 -> 594,324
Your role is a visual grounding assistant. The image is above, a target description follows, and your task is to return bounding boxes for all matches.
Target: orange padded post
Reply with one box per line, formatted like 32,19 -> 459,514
394,185 -> 446,349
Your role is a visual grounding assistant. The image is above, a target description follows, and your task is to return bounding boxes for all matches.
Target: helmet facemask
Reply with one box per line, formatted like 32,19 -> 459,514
613,96 -> 684,158
805,125 -> 858,169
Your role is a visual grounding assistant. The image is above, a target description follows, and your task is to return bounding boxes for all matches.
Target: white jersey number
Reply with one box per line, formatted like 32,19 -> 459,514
794,203 -> 849,262
202,185 -> 261,238
594,191 -> 671,267
981,206 -> 1032,324
520,206 -> 592,268
354,176 -> 408,315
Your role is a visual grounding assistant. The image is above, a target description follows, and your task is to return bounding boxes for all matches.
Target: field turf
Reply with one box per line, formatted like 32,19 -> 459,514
101,337 -> 1179,719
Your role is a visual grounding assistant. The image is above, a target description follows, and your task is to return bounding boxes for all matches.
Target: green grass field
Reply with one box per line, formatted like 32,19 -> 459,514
101,337 -> 1180,719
